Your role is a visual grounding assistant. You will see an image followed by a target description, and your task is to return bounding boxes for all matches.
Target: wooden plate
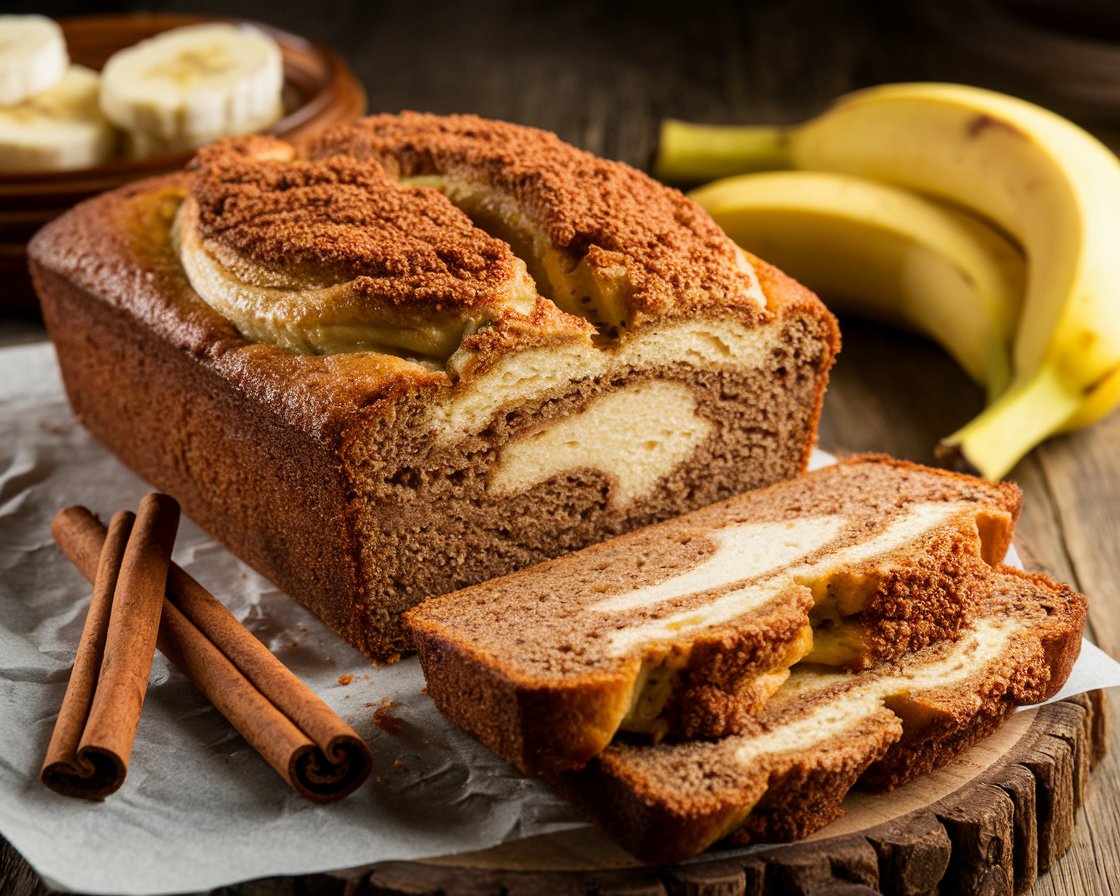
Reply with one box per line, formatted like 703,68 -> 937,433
0,14 -> 367,315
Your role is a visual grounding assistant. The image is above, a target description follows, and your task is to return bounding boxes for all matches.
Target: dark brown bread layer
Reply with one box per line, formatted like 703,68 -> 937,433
554,566 -> 1086,864
29,123 -> 838,661
406,456 -> 1022,772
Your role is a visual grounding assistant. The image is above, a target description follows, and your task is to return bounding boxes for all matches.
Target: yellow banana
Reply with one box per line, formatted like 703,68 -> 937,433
689,171 -> 1024,400
659,83 -> 1120,480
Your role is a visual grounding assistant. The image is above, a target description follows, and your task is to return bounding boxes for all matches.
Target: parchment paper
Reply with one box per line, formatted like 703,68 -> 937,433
0,343 -> 582,894
2,342 -> 1119,895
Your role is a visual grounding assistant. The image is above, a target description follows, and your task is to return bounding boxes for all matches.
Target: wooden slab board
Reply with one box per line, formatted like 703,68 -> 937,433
328,690 -> 1111,896
4,689 -> 1100,896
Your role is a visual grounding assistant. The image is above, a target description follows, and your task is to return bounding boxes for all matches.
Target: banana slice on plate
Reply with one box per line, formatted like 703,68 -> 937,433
0,65 -> 116,172
0,15 -> 68,106
121,102 -> 284,160
100,23 -> 284,146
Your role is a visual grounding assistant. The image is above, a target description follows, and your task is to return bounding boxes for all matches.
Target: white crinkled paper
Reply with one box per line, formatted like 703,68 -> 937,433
2,342 -> 1119,895
0,343 -> 584,895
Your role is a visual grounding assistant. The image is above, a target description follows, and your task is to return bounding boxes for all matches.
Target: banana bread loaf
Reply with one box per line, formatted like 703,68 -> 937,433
29,112 -> 839,661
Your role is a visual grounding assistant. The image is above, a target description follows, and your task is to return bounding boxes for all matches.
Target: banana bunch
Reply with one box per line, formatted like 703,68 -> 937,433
689,171 -> 1024,402
656,83 -> 1120,481
0,16 -> 115,171
100,23 -> 284,160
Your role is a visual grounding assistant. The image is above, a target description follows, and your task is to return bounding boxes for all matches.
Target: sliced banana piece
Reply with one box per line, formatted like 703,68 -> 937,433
0,15 -> 68,106
0,65 -> 116,172
122,101 -> 284,160
100,23 -> 284,143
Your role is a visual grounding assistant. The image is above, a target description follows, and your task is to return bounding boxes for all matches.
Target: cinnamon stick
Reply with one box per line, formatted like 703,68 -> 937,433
42,494 -> 180,799
51,505 -> 373,802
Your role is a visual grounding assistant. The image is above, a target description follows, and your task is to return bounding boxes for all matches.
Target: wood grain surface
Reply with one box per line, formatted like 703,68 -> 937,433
2,1 -> 1118,894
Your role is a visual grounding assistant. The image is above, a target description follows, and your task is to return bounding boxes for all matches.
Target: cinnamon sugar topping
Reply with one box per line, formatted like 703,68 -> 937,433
188,136 -> 522,312
181,116 -> 768,363
308,112 -> 766,321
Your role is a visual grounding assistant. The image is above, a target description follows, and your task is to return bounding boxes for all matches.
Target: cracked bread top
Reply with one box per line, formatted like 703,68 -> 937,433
305,112 -> 769,323
172,113 -> 789,370
28,113 -> 836,441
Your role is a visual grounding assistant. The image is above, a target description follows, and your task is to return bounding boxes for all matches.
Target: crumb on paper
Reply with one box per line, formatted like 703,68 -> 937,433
37,420 -> 69,436
373,699 -> 403,735
337,673 -> 354,686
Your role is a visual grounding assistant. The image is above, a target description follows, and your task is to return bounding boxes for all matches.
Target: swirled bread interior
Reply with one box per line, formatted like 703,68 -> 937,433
554,565 -> 1084,863
406,456 -> 1022,773
30,113 -> 839,659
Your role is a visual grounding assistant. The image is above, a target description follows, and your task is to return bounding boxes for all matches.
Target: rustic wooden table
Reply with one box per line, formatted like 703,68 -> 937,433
2,1 -> 1118,893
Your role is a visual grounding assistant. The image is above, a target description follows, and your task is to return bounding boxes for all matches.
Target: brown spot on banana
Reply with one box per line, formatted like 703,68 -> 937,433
965,114 -> 1027,141
1082,360 -> 1120,397
933,440 -> 980,477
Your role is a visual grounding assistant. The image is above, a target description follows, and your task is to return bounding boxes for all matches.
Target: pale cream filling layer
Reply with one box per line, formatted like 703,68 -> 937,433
488,380 -> 712,509
434,320 -> 784,440
731,617 -> 1015,767
602,501 -> 969,655
596,516 -> 845,615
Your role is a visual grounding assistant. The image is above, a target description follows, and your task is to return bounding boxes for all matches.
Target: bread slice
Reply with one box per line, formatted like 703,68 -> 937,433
404,456 -> 1022,773
29,113 -> 838,662
553,566 -> 1085,863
